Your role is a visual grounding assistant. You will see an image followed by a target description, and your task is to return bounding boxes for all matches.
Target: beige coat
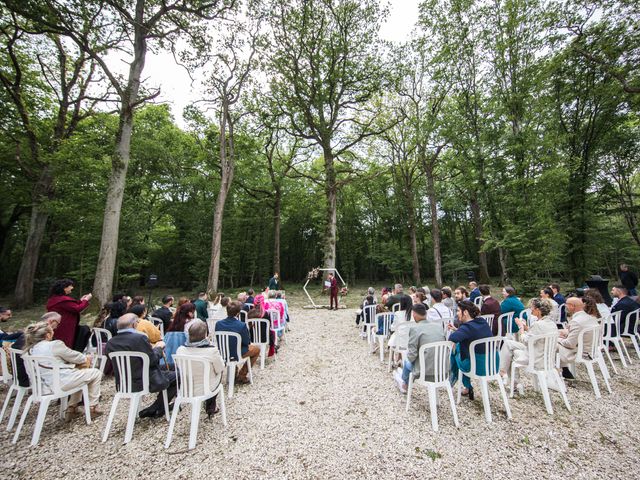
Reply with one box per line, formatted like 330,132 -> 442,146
558,311 -> 599,367
519,316 -> 558,369
175,345 -> 225,396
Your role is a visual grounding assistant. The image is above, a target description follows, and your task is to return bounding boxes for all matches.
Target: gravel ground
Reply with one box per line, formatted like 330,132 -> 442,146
1,307 -> 639,479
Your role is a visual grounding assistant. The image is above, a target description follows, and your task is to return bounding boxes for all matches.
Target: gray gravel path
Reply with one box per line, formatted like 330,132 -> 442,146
1,307 -> 639,479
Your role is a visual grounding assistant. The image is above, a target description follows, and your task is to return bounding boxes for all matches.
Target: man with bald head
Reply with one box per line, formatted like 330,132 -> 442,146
106,313 -> 176,418
557,296 -> 598,379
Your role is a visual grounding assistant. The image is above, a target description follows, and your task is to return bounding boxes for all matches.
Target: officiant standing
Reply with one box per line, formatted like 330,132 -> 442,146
269,272 -> 281,291
328,273 -> 339,310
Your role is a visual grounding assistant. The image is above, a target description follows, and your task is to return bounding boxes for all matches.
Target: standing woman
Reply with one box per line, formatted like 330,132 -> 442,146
46,279 -> 92,350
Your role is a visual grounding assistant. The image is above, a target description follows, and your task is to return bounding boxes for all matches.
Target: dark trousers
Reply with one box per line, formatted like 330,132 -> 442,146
149,371 -> 177,412
330,291 -> 339,309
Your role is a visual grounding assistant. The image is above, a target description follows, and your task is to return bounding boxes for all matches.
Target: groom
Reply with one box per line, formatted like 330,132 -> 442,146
328,273 -> 339,310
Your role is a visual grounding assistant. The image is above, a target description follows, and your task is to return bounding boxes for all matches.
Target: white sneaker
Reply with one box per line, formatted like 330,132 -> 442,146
517,383 -> 525,396
394,369 -> 407,394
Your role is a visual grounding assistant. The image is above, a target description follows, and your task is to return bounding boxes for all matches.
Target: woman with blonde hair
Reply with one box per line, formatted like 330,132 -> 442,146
24,322 -> 103,419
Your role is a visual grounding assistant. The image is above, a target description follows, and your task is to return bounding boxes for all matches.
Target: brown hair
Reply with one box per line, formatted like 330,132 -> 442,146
583,296 -> 599,318
457,300 -> 480,319
169,303 -> 195,332
584,288 -> 604,304
226,301 -> 242,318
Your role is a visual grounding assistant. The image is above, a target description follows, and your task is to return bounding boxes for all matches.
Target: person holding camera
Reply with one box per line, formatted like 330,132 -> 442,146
46,278 -> 92,351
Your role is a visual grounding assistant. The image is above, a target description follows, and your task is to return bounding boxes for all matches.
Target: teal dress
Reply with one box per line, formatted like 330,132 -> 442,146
500,296 -> 525,334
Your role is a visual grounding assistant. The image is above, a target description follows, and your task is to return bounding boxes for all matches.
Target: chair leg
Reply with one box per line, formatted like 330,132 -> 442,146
497,377 -> 512,420
509,364 -> 516,398
427,385 -> 438,432
0,385 -> 14,424
7,388 -> 26,432
604,348 -> 617,376
379,337 -> 385,363
479,379 -> 492,423
405,375 -> 413,413
162,390 -> 170,421
584,363 -> 601,399
445,384 -> 459,427
387,348 -> 393,372
228,364 -> 236,398
164,398 -> 181,449
59,395 -> 67,420
247,360 -> 253,385
31,399 -> 51,447
552,369 -> 571,412
614,340 -> 628,367
628,336 -> 640,360
218,388 -> 227,427
619,339 -> 632,365
102,395 -> 120,443
456,375 -> 462,405
82,387 -> 92,424
597,357 -> 612,394
124,396 -> 140,444
188,401 -> 201,450
12,396 -> 33,444
536,373 -> 553,415
260,345 -> 266,369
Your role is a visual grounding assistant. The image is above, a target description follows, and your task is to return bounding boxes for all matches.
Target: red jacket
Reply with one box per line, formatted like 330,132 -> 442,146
46,295 -> 90,348
330,277 -> 338,294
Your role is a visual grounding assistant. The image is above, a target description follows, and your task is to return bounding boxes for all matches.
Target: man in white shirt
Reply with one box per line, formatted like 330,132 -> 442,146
426,288 -> 453,323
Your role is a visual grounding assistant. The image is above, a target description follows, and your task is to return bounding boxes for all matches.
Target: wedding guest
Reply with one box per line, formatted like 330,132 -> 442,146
46,279 -> 92,350
558,297 -> 599,379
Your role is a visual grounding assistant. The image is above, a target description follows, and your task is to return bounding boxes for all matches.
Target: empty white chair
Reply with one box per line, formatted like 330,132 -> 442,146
85,327 -> 112,374
149,317 -> 165,337
510,333 -> 570,414
457,337 -> 512,423
214,331 -> 253,398
249,319 -> 270,369
361,304 -> 377,341
0,348 -> 30,431
102,351 -> 170,444
602,311 -> 630,367
620,308 -> 640,360
374,312 -> 394,362
571,324 -> 612,399
13,354 -> 91,446
164,354 -> 227,450
406,341 -> 459,432
268,309 -> 285,346
497,312 -> 516,338
473,296 -> 483,308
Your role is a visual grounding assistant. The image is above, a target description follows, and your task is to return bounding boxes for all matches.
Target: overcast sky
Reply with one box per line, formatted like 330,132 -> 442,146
141,0 -> 420,126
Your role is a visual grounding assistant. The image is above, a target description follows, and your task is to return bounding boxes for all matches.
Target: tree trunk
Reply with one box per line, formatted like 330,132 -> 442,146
425,165 -> 442,287
14,166 -> 54,307
407,203 -> 421,285
470,195 -> 490,283
207,100 -> 235,294
92,28 -> 147,306
273,186 -> 281,274
498,247 -> 509,286
323,147 -> 337,271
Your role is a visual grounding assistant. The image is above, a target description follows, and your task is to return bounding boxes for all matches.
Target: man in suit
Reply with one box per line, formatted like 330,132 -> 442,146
558,297 -> 598,379
385,284 -> 413,320
619,264 -> 638,297
151,295 -> 174,331
611,284 -> 640,336
479,284 -> 501,335
268,273 -> 280,291
468,281 -> 481,302
550,283 -> 566,323
106,313 -> 176,418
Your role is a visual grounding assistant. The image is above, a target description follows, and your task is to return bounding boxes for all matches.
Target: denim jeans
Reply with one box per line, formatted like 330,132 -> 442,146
402,360 -> 413,385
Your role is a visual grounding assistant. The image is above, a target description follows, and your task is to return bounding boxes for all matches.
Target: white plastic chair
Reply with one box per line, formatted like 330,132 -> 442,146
249,319 -> 270,369
571,324 -> 612,399
620,308 -> 640,360
239,310 -> 248,323
406,341 -> 459,432
479,314 -> 494,328
510,332 -> 570,414
361,304 -> 376,341
268,309 -> 285,346
599,321 -> 617,377
387,322 -> 414,372
164,354 -> 227,450
602,311 -> 630,367
149,316 -> 165,337
497,312 -> 515,338
0,348 -> 30,431
519,308 -> 534,328
85,327 -> 112,373
102,351 -> 170,444
456,336 -> 512,423
473,297 -> 483,308
13,354 -> 91,446
0,348 -> 11,385
557,303 -> 567,327
214,331 -> 253,399
374,312 -> 394,362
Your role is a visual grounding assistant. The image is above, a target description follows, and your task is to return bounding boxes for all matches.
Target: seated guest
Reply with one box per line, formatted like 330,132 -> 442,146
245,289 -> 255,305
0,306 -> 21,342
499,286 -> 524,335
416,287 -> 430,307
274,291 -> 290,323
152,295 -> 174,331
13,312 -> 62,388
194,292 -> 209,320
468,281 -> 480,302
540,287 -> 560,324
176,320 -> 225,417
214,301 -> 260,384
441,287 -> 456,315
131,296 -> 145,307
610,284 -> 640,336
375,304 -> 389,335
237,292 -> 250,312
412,291 -> 427,305
550,283 -> 566,323
104,300 -> 127,337
394,304 -> 446,393
499,298 -> 557,382
479,284 -> 501,334
385,284 -> 413,320
24,321 -> 103,419
106,313 -> 176,418
583,288 -> 609,321
448,300 -> 494,399
427,288 -> 451,322
454,287 -> 469,304
356,287 -> 376,326
557,297 -> 599,379
168,302 -> 197,335
130,304 -> 162,346
380,287 -> 392,305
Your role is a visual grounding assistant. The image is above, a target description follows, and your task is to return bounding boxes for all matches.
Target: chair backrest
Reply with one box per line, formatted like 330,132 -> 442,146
441,318 -> 455,337
558,303 -> 566,325
577,324 -> 602,362
173,353 -> 214,398
391,303 -> 401,313
268,309 -> 283,330
148,317 -> 165,336
362,304 -> 376,325
622,308 -> 640,336
417,341 -> 453,384
519,308 -> 533,327
248,319 -> 270,345
21,354 -> 63,400
244,302 -> 254,310
239,310 -> 248,323
525,332 -> 559,371
108,351 -> 150,395
0,348 -> 10,384
8,348 -> 23,385
479,314 -> 494,327
376,312 -> 394,337
468,336 -> 502,379
473,296 -> 483,308
88,327 -> 113,357
393,321 -> 414,349
602,311 -> 621,339
214,331 -> 243,364
497,312 -> 515,337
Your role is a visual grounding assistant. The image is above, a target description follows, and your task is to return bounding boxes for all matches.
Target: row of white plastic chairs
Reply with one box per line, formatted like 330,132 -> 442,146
357,304 -> 640,431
